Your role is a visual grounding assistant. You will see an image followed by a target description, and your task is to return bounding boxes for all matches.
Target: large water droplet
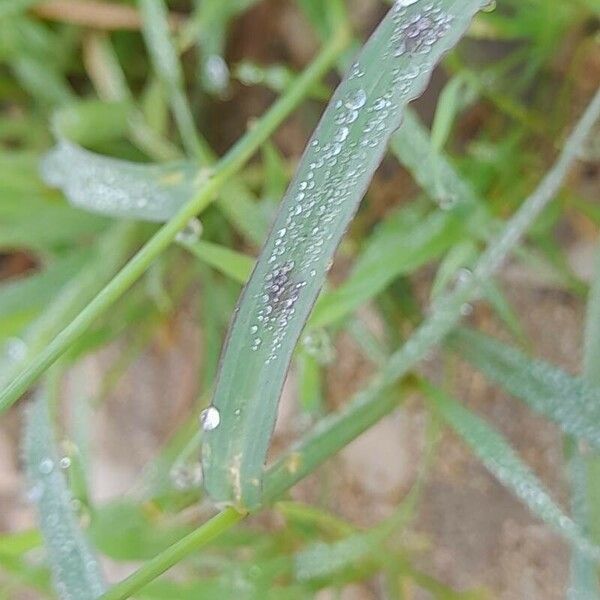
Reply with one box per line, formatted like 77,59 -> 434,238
344,88 -> 367,110
205,54 -> 230,92
200,406 -> 220,431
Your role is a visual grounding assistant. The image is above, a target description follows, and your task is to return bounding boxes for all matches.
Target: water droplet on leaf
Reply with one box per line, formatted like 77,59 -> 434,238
200,406 -> 220,431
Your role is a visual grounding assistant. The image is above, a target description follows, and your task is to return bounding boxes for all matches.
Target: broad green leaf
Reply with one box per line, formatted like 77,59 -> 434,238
450,328 -> 600,449
202,0 -> 489,511
23,389 -> 106,599
422,382 -> 600,562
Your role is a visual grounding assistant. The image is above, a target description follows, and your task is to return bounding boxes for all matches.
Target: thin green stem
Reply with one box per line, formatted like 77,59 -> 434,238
98,508 -> 245,600
0,26 -> 350,413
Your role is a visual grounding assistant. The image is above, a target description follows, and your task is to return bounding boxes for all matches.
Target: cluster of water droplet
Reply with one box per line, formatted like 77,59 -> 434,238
242,0 -> 470,367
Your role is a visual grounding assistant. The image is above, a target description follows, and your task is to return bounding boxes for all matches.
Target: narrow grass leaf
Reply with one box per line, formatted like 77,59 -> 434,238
0,252 -> 88,337
569,248 -> 600,599
203,0 -> 488,510
391,107 -> 482,213
139,0 -> 207,158
310,204 -> 464,328
24,389 -> 106,599
422,382 -> 600,561
40,141 -> 198,222
430,75 -> 466,151
179,239 -> 254,284
450,327 -> 600,449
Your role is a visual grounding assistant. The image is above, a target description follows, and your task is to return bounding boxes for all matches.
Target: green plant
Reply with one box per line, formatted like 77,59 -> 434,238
1,0 -> 600,598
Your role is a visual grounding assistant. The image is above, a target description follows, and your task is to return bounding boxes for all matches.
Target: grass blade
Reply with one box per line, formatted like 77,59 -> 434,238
569,249 -> 600,599
139,0 -> 208,159
202,0 -> 488,510
450,327 -> 600,449
0,28 -> 348,413
41,141 -> 198,222
421,381 -> 600,562
24,387 -> 106,599
310,203 -> 464,328
179,239 -> 254,284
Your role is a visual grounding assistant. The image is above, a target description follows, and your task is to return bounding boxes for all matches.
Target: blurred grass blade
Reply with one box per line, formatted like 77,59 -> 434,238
24,388 -> 106,599
139,0 -> 207,158
569,248 -> 600,599
41,140 -> 198,222
584,250 -> 600,389
179,239 -> 254,284
421,381 -> 600,561
0,252 -> 88,337
1,223 -> 137,388
430,75 -> 466,151
310,204 -> 464,328
450,327 -> 600,448
294,499 -> 412,582
203,0 -> 489,510
391,107 -> 485,216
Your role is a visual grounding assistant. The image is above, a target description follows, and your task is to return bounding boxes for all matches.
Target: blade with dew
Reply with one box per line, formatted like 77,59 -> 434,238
450,327 -> 600,449
421,381 -> 600,562
202,0 -> 490,510
40,139 -> 200,223
23,387 -> 106,600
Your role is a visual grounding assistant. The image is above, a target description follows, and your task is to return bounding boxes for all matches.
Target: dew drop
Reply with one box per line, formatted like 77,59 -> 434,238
59,456 -> 71,470
205,54 -> 230,92
5,337 -> 27,362
200,406 -> 220,431
38,458 -> 54,475
26,482 -> 44,503
176,218 -> 203,244
456,268 -> 472,285
344,88 -> 367,110
460,303 -> 473,316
